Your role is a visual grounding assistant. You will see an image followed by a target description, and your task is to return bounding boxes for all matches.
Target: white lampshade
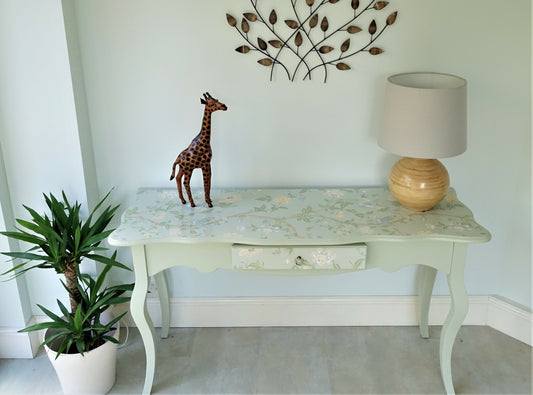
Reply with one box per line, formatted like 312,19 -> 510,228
379,72 -> 467,159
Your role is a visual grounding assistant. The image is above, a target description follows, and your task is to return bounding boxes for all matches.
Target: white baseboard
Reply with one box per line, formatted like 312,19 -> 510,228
0,317 -> 41,358
114,294 -> 531,345
486,296 -> 532,345
6,295 -> 529,358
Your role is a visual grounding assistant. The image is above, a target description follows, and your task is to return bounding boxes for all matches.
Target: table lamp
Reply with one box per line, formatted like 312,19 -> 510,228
379,72 -> 467,211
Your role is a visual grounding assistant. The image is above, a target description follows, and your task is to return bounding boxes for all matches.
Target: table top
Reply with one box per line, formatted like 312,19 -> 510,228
108,187 -> 490,247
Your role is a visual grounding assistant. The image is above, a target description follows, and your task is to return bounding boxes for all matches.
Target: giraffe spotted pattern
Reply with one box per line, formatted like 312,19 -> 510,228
170,92 -> 227,207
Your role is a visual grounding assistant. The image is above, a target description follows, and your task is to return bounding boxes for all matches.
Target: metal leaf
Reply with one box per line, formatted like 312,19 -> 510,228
351,0 -> 359,10
241,19 -> 250,33
235,45 -> 251,54
243,12 -> 258,22
386,12 -> 398,25
285,20 -> 299,29
319,45 -> 334,54
369,47 -> 384,55
269,10 -> 277,24
347,25 -> 362,34
268,40 -> 282,48
336,63 -> 351,70
257,37 -> 268,50
295,31 -> 303,47
369,19 -> 377,34
306,0 -> 314,6
258,58 -> 273,66
226,14 -> 237,27
309,14 -> 318,28
321,17 -> 329,32
374,1 -> 389,10
341,39 -> 350,53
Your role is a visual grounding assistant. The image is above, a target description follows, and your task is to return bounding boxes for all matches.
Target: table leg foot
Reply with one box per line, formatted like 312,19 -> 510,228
154,271 -> 170,339
418,265 -> 437,338
439,244 -> 468,395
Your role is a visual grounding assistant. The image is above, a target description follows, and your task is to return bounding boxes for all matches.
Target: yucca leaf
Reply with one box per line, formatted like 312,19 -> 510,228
73,304 -> 83,329
87,254 -> 131,271
102,335 -> 120,344
0,230 -> 45,246
1,251 -> 49,261
78,231 -> 115,253
57,301 -> 71,320
19,321 -> 69,333
38,303 -> 65,323
75,339 -> 85,355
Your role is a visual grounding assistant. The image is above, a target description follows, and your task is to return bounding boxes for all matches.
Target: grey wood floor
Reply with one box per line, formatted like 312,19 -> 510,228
0,326 -> 531,394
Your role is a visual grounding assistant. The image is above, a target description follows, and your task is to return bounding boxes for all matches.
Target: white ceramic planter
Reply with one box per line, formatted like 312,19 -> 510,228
44,311 -> 120,394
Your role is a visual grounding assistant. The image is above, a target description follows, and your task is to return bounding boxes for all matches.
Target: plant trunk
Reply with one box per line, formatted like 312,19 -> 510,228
64,264 -> 80,314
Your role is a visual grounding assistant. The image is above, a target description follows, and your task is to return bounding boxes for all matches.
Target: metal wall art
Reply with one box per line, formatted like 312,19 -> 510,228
170,93 -> 227,208
226,0 -> 398,82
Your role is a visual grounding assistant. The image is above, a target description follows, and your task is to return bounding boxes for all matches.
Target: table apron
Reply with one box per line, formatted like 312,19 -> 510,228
138,240 -> 456,277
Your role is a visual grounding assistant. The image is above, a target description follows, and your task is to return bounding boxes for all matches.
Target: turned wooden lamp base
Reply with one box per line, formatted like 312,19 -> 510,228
389,157 -> 450,212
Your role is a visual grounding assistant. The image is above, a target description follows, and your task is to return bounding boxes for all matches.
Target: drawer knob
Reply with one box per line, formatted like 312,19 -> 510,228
295,256 -> 304,265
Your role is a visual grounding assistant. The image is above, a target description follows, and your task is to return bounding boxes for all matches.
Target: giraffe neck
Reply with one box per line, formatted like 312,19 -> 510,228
199,108 -> 212,144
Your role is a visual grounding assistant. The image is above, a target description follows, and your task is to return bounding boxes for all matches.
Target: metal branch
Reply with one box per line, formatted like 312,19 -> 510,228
233,25 -> 291,80
303,23 -> 389,80
248,0 -> 312,81
292,0 -> 377,80
290,0 -> 327,82
268,0 -> 329,81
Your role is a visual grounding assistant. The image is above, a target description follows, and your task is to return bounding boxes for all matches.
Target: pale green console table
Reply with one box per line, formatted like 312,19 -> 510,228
108,187 -> 490,394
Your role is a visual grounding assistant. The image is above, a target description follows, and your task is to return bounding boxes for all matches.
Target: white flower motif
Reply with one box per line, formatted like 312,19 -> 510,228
219,194 -> 242,204
160,191 -> 177,199
224,232 -> 243,238
325,189 -> 344,198
169,228 -> 182,236
239,248 -> 263,258
311,248 -> 336,267
360,226 -> 373,234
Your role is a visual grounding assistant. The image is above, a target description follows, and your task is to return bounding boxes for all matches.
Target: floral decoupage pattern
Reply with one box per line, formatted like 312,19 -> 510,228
109,188 -> 491,247
231,244 -> 367,271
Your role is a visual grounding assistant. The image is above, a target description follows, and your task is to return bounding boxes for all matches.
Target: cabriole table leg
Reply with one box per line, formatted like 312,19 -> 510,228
154,270 -> 170,338
439,243 -> 469,395
131,245 -> 157,395
418,265 -> 438,338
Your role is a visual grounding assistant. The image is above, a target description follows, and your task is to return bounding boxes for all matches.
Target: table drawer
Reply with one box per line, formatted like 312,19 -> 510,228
232,244 -> 366,271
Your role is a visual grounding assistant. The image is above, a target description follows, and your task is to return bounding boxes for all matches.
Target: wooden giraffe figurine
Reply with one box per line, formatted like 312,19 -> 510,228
170,92 -> 227,207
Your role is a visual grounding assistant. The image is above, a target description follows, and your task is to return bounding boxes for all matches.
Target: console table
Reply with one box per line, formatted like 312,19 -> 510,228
108,187 -> 490,394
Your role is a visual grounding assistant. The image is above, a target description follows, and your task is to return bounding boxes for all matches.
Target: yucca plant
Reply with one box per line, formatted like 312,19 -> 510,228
1,191 -> 130,313
19,262 -> 133,357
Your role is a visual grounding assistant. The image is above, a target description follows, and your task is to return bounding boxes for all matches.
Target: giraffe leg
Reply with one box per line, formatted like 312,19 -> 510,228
183,171 -> 195,207
175,168 -> 186,205
202,164 -> 213,207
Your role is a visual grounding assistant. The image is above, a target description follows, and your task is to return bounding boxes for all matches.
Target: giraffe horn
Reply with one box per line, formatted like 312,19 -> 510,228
203,93 -> 209,99
206,92 -> 212,98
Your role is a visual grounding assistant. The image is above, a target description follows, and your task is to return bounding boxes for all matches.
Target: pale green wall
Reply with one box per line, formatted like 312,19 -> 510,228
0,0 -> 531,316
0,0 -> 86,316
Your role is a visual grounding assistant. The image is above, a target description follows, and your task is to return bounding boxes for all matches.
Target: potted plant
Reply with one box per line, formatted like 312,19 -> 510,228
1,191 -> 133,394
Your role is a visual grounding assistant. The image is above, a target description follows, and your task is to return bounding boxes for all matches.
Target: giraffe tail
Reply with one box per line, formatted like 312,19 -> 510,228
170,161 -> 178,181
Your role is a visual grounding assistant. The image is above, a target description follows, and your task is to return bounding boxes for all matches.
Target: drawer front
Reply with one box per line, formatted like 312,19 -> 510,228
232,244 -> 366,271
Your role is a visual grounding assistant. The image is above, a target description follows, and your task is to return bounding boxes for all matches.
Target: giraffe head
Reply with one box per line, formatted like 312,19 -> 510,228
201,92 -> 227,112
